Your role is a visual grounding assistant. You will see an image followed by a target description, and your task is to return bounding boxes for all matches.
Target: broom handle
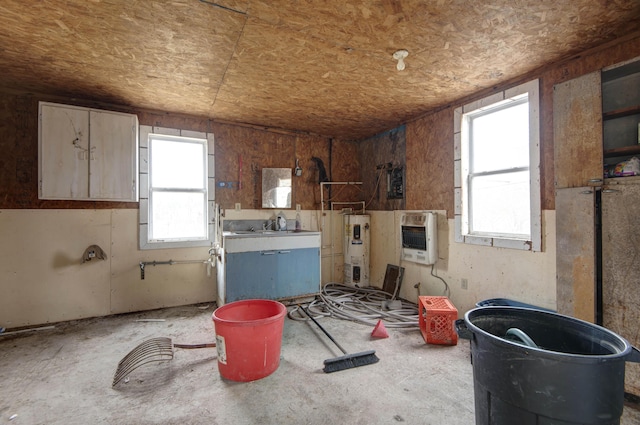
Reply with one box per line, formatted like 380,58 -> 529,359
173,342 -> 217,349
300,306 -> 347,355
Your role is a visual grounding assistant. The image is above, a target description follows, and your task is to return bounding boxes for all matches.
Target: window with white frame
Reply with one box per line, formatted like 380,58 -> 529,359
139,126 -> 215,249
454,79 -> 541,251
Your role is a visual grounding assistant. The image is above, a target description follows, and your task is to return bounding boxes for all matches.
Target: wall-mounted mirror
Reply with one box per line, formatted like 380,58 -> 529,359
262,168 -> 292,208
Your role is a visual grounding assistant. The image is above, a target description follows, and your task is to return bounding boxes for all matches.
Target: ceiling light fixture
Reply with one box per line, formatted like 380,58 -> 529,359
393,49 -> 409,71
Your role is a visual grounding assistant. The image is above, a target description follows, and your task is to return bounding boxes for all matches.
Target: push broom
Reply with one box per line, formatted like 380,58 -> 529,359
300,306 -> 379,373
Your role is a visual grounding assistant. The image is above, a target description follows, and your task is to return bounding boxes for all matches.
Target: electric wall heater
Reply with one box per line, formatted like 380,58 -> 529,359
400,212 -> 437,265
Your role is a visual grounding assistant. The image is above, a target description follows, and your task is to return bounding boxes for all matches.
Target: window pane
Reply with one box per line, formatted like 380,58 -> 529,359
471,101 -> 529,173
151,138 -> 205,189
470,170 -> 530,237
150,192 -> 207,240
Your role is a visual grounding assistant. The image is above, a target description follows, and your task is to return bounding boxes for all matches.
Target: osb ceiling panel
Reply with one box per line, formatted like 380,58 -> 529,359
0,0 -> 638,140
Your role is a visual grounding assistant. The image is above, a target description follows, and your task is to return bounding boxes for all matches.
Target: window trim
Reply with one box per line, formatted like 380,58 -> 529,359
454,79 -> 541,251
138,126 -> 216,250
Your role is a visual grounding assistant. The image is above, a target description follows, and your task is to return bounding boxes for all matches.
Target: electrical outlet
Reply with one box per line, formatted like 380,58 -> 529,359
296,204 -> 301,212
235,203 -> 241,211
461,278 -> 468,290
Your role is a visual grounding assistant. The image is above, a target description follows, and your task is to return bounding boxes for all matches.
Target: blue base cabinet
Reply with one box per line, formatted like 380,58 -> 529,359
220,232 -> 321,304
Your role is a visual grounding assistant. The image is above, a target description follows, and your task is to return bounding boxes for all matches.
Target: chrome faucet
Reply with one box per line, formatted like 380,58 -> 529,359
263,220 -> 275,230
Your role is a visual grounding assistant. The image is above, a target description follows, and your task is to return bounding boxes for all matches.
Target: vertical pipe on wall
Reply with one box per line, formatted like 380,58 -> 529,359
328,138 -> 333,201
320,182 -> 363,282
595,189 -> 603,326
238,154 -> 242,190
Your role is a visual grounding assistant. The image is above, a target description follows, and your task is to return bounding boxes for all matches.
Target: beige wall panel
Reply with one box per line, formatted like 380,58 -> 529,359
0,209 -> 111,327
109,209 -> 216,314
375,210 -> 556,315
443,210 -> 557,315
390,210 -> 451,303
368,210 -> 451,298
368,211 -> 397,288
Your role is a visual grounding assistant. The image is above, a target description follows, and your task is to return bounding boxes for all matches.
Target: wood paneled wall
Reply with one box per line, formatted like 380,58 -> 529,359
213,127 -> 361,211
0,95 -> 358,211
406,109 -> 453,213
357,126 -> 406,211
0,94 -> 135,209
397,33 -> 640,217
3,34 -> 640,214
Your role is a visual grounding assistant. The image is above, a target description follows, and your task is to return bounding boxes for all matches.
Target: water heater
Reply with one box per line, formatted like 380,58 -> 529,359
343,214 -> 370,286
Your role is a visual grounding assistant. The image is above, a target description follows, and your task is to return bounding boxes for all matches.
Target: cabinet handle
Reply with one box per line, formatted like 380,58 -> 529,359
602,189 -> 619,193
588,179 -> 603,183
580,190 -> 593,194
261,251 -> 276,255
278,250 -> 291,254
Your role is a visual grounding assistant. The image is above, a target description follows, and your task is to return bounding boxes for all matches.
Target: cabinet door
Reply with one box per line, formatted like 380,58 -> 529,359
225,251 -> 277,303
39,104 -> 90,199
275,248 -> 320,299
601,183 -> 640,397
90,110 -> 138,201
553,71 -> 603,189
555,187 -> 596,322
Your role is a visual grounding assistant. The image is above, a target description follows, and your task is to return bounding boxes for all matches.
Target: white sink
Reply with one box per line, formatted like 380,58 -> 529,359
223,230 -> 321,253
227,230 -> 316,236
233,230 -> 275,234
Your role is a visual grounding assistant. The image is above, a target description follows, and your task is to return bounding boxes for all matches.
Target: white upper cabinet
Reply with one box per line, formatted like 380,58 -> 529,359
39,102 -> 139,201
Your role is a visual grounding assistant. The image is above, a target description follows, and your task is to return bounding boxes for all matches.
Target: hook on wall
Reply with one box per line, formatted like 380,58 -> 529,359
82,245 -> 107,263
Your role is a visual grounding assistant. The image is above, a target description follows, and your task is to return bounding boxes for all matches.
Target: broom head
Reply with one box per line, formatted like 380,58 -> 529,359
323,349 -> 379,373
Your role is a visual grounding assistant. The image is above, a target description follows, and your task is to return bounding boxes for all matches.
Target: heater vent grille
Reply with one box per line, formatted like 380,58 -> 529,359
400,212 -> 437,265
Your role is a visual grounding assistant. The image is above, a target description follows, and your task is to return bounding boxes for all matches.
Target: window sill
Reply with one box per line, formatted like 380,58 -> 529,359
462,235 -> 533,251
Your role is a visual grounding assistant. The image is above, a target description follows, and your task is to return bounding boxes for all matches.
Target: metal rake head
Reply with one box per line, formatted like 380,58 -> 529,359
112,337 -> 175,387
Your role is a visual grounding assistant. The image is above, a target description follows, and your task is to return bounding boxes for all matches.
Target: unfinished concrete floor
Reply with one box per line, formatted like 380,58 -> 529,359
1,303 -> 639,425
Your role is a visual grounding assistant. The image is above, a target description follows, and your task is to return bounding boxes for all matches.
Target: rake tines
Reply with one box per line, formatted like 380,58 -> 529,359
112,337 -> 175,387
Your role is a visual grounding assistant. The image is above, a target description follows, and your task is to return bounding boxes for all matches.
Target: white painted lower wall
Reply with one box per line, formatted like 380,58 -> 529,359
367,210 -> 557,315
0,209 -> 216,328
0,208 -> 556,327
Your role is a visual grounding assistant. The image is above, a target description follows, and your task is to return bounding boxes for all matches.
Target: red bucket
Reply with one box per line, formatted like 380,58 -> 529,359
212,299 -> 287,382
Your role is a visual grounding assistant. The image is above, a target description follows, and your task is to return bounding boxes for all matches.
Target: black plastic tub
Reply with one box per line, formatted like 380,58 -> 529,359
456,307 -> 640,425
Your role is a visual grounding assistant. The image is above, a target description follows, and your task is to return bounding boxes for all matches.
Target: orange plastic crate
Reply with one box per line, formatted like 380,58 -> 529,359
418,296 -> 458,345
